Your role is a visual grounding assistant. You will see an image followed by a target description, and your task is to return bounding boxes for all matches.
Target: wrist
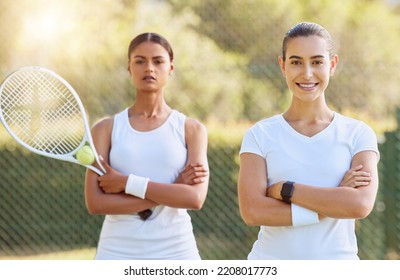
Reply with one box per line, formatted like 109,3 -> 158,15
281,181 -> 295,203
291,203 -> 319,227
125,174 -> 150,199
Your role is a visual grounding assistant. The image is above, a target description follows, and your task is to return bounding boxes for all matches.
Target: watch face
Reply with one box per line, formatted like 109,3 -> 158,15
282,186 -> 290,196
281,182 -> 294,203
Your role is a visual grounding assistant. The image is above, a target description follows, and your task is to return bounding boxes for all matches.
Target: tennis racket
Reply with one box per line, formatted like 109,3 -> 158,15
0,66 -> 106,175
0,66 -> 152,220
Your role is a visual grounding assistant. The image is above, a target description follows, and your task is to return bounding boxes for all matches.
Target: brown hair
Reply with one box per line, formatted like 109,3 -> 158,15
128,32 -> 174,61
282,22 -> 334,61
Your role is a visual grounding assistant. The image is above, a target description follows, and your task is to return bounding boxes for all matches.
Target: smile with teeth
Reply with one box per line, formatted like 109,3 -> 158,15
297,83 -> 318,89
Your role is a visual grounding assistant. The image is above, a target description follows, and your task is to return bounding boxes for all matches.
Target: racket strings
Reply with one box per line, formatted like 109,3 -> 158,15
1,70 -> 85,155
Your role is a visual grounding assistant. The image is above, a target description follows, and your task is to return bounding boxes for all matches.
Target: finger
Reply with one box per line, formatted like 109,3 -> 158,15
353,181 -> 370,187
184,167 -> 208,178
352,170 -> 370,176
185,163 -> 205,171
97,174 -> 105,184
193,171 -> 208,178
355,176 -> 371,182
193,177 -> 205,184
352,164 -> 363,171
180,164 -> 195,174
192,166 -> 208,172
179,167 -> 199,178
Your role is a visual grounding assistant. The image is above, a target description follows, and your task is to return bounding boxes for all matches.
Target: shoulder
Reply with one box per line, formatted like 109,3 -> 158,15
240,115 -> 281,154
335,113 -> 361,125
246,115 -> 281,136
185,117 -> 207,138
334,113 -> 378,152
335,113 -> 376,135
91,116 -> 114,135
171,109 -> 206,135
252,115 -> 280,128
91,109 -> 128,133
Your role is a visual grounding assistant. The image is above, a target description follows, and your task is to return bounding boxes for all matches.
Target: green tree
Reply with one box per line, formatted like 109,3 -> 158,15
168,0 -> 400,123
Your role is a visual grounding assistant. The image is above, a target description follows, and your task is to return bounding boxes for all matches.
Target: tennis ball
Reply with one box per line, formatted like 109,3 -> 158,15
76,145 -> 95,165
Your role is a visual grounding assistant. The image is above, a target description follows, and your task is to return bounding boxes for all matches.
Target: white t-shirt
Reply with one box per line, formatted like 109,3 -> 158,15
240,112 -> 379,260
95,109 -> 200,260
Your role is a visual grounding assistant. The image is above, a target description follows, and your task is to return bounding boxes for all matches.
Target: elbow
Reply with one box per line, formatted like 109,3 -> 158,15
187,193 -> 206,210
190,202 -> 203,211
349,199 -> 374,219
85,200 -> 103,215
352,204 -> 373,219
239,205 -> 259,226
87,208 -> 100,216
186,185 -> 208,210
241,214 -> 257,226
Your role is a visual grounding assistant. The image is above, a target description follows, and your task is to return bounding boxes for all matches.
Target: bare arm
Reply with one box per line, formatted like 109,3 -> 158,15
238,152 -> 292,226
144,118 -> 209,209
95,117 -> 209,210
267,151 -> 379,219
84,118 -> 157,215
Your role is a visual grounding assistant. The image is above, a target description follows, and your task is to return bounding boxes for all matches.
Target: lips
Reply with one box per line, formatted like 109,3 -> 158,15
296,83 -> 318,90
143,75 -> 156,81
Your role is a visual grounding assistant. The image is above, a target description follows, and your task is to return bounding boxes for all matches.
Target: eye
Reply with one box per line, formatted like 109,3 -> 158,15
134,59 -> 145,65
154,59 -> 165,65
312,60 -> 324,65
290,60 -> 302,65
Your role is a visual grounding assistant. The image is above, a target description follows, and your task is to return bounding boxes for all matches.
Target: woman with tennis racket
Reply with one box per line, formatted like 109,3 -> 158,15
238,22 -> 379,259
85,33 -> 209,260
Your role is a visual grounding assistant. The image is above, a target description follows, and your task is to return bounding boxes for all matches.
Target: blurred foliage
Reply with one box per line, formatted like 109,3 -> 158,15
1,0 -> 399,127
168,0 -> 400,124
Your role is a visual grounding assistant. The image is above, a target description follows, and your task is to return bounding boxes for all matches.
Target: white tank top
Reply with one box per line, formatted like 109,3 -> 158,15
95,108 -> 200,260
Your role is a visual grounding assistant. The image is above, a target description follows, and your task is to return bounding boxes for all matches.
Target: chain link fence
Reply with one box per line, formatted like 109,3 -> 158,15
1,0 -> 400,259
0,123 -> 397,260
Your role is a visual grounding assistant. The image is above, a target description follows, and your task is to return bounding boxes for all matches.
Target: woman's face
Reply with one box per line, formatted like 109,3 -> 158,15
279,35 -> 338,103
128,41 -> 173,92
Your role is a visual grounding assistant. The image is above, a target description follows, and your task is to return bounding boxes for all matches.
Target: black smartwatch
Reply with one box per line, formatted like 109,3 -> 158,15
281,181 -> 295,204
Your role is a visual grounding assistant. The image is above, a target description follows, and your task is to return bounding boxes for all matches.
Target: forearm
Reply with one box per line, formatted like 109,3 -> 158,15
146,181 -> 207,210
243,198 -> 293,227
291,152 -> 379,219
85,171 -> 157,215
87,192 -> 158,215
97,167 -> 208,210
290,183 -> 372,219
269,161 -> 378,219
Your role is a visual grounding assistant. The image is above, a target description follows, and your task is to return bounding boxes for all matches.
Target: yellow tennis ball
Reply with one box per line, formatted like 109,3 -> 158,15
76,145 -> 95,165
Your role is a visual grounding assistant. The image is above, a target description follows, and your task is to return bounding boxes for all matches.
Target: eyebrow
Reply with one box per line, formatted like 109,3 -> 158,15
133,55 -> 167,59
288,55 -> 326,60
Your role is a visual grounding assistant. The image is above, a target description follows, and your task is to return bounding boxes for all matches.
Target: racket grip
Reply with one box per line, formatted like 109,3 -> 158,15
138,209 -> 153,220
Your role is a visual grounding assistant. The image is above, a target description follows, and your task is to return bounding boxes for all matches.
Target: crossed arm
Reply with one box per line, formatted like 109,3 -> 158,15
237,151 -> 379,227
85,117 -> 209,215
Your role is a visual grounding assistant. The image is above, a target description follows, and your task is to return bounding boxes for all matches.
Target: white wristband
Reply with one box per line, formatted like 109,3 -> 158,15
125,174 -> 149,199
291,203 -> 319,227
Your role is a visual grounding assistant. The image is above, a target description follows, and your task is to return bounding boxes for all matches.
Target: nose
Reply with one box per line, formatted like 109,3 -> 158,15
145,62 -> 154,73
302,65 -> 313,80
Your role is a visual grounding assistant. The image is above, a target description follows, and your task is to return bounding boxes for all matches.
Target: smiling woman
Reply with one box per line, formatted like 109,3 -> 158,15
237,22 -> 380,260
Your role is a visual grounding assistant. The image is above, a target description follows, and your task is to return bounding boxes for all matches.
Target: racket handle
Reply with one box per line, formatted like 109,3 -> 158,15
87,165 -> 105,176
138,209 -> 153,220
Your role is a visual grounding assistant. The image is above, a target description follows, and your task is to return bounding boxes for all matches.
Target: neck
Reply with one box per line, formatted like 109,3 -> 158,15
130,92 -> 171,118
284,98 -> 333,122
